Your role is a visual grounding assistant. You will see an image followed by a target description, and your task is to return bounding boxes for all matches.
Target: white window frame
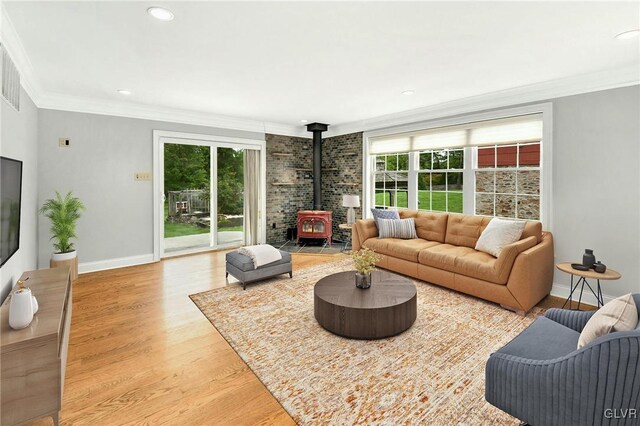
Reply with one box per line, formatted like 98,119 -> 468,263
152,130 -> 267,261
362,103 -> 553,230
472,142 -> 542,219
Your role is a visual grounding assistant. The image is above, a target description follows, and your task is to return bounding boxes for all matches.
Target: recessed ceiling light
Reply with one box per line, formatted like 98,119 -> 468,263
300,119 -> 308,123
402,90 -> 415,96
117,89 -> 132,95
147,6 -> 174,21
615,29 -> 640,40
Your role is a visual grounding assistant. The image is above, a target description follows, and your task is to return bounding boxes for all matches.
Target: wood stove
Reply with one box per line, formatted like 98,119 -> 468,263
297,210 -> 332,246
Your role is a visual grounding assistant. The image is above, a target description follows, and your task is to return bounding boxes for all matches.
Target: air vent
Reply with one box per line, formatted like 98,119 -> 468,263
1,43 -> 20,111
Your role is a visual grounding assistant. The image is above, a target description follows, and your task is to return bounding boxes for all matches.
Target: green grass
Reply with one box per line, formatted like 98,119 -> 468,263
164,223 -> 243,238
164,203 -> 243,238
164,222 -> 210,238
375,191 -> 463,213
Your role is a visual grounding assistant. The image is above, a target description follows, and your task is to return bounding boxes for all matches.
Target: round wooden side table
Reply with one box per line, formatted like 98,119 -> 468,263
556,262 -> 621,309
338,223 -> 353,251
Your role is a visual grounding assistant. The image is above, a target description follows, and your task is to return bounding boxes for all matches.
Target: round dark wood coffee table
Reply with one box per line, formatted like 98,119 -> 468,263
313,270 -> 417,339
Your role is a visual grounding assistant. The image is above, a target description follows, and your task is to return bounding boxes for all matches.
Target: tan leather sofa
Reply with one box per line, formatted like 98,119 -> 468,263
352,210 -> 554,314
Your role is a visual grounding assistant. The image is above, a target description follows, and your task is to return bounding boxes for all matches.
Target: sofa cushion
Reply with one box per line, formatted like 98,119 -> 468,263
418,244 -> 477,273
444,214 -> 492,248
399,210 -> 448,243
496,316 -> 579,360
419,236 -> 538,284
363,238 -> 439,263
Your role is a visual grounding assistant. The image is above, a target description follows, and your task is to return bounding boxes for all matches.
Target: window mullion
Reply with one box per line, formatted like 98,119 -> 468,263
408,152 -> 418,210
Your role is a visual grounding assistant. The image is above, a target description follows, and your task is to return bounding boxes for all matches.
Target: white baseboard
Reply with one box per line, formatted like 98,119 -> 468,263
79,254 -> 156,274
550,281 -> 615,308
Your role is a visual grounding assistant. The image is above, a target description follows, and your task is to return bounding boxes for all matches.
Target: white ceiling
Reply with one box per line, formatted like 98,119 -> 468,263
3,1 -> 640,131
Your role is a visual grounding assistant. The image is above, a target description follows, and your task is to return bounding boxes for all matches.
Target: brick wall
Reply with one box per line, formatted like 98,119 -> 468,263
322,132 -> 363,242
265,132 -> 364,244
265,134 -> 313,243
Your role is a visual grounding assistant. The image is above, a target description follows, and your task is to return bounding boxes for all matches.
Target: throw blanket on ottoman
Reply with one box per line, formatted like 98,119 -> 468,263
226,247 -> 292,290
238,244 -> 283,269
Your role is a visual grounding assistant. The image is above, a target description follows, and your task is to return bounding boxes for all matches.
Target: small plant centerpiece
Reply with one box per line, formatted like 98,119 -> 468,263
350,247 -> 381,289
40,191 -> 85,279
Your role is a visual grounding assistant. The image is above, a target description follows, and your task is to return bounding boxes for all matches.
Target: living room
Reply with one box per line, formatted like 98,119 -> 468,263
1,1 -> 639,425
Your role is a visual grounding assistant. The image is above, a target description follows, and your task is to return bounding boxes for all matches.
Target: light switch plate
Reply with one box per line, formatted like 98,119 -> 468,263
135,172 -> 152,181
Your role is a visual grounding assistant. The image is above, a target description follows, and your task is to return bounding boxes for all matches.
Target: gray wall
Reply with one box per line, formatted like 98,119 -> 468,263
0,88 -> 39,301
551,86 -> 640,300
37,109 -> 263,267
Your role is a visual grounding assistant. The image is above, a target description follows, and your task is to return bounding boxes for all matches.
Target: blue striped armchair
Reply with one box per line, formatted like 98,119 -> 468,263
486,294 -> 640,426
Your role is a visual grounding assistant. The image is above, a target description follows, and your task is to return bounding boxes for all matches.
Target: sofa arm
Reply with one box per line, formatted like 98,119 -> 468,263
486,332 -> 640,426
352,219 -> 377,251
544,308 -> 596,332
506,232 -> 554,312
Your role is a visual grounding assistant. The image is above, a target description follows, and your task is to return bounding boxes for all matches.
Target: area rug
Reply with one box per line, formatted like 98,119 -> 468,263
190,259 -> 542,425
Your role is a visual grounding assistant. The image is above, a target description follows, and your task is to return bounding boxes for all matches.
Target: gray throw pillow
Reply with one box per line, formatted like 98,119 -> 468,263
377,218 -> 418,239
371,208 -> 400,224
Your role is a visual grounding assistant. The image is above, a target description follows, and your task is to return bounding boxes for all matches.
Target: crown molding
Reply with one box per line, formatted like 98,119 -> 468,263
37,92 -> 309,137
325,66 -> 640,137
0,4 -> 44,105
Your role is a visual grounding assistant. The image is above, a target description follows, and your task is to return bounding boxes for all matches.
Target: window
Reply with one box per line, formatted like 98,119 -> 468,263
474,143 -> 541,219
374,153 -> 409,209
365,111 -> 548,224
417,149 -> 464,213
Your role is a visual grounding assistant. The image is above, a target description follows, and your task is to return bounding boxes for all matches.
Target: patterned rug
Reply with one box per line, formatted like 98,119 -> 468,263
190,259 -> 542,425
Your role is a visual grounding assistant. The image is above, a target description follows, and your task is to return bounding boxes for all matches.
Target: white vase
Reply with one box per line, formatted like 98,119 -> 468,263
51,250 -> 77,261
9,287 -> 34,330
31,295 -> 39,314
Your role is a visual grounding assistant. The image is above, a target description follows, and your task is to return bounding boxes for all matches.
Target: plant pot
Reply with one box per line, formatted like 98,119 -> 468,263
50,250 -> 78,281
355,272 -> 372,289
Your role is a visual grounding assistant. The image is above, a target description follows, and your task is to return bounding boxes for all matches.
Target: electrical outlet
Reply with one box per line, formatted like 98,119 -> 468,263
59,138 -> 70,147
135,172 -> 152,181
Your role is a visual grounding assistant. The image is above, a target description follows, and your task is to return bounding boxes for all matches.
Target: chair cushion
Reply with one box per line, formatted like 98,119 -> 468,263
226,250 -> 291,272
363,238 -> 439,263
496,316 -> 580,360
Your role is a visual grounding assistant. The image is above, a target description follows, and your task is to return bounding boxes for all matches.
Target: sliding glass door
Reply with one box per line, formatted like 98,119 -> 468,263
162,142 -> 244,256
216,147 -> 244,247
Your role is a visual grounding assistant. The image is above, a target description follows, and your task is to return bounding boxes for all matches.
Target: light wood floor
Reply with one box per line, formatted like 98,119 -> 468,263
28,251 -> 591,425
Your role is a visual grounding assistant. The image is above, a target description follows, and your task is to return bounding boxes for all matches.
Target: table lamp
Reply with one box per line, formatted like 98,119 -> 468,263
342,194 -> 360,225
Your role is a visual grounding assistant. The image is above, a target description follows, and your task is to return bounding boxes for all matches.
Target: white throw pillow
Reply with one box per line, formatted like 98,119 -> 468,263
475,218 -> 527,257
578,294 -> 638,349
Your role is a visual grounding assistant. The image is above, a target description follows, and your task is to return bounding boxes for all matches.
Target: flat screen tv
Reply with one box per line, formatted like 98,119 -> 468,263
1,156 -> 23,267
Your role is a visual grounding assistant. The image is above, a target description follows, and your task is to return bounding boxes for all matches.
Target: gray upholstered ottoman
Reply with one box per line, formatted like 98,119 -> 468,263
225,249 -> 292,290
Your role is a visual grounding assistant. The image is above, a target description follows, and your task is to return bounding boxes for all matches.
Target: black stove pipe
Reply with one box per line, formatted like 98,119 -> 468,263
306,122 -> 329,211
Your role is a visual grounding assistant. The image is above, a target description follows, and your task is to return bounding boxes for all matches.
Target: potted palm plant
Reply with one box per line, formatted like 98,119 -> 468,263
40,191 -> 85,279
